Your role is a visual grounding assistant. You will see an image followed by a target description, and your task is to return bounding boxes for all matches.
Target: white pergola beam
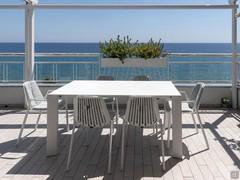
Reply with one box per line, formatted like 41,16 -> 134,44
0,4 -> 237,10
35,4 -> 237,10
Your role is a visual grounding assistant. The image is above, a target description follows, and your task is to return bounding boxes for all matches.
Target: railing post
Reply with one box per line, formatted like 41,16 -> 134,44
24,2 -> 35,81
230,0 -> 238,109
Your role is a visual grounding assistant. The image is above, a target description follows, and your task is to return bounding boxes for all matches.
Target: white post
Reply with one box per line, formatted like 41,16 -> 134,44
231,0 -> 238,109
24,3 -> 35,81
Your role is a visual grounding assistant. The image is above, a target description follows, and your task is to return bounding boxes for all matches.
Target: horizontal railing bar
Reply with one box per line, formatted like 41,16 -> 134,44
168,61 -> 232,64
0,61 -> 23,64
0,61 -> 98,64
0,4 -> 237,10
0,5 -> 25,9
36,53 -> 100,57
0,52 -> 239,57
0,53 -> 100,57
0,53 -> 24,56
0,61 -> 232,65
35,61 -> 98,64
168,53 -> 239,57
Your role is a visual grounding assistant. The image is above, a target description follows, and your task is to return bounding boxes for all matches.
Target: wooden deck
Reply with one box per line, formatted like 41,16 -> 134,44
0,109 -> 239,180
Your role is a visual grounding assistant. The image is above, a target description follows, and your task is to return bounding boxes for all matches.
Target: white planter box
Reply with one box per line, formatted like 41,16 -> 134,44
101,58 -> 167,68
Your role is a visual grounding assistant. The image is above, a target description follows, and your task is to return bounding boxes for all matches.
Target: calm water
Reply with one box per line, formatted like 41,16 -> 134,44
1,43 -> 240,53
0,43 -> 239,82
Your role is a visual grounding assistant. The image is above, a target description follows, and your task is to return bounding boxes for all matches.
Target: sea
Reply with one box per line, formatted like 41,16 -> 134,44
0,43 -> 239,82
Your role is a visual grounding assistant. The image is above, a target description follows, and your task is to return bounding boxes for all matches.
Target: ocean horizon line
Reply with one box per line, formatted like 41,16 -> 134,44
0,42 -> 238,44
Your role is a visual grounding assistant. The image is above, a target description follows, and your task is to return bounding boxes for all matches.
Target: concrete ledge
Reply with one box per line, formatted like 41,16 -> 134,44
0,83 -> 231,108
0,82 -> 233,108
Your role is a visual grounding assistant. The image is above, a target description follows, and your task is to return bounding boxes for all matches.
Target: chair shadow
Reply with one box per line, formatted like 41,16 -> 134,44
2,125 -> 186,179
0,109 -> 22,116
207,122 -> 240,169
205,111 -> 240,169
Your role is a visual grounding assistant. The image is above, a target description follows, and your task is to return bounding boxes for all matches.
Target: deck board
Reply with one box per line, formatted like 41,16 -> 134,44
0,109 -> 239,180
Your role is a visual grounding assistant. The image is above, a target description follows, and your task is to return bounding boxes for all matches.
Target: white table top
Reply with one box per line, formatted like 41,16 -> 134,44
50,80 -> 181,97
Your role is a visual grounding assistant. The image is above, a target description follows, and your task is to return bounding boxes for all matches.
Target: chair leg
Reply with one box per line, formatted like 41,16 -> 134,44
65,98 -> 69,131
16,110 -> 29,145
161,131 -> 166,171
166,111 -> 171,149
191,112 -> 199,134
111,100 -> 115,113
120,120 -> 126,170
108,122 -> 113,174
115,98 -> 119,125
155,124 -> 158,136
196,111 -> 209,149
34,111 -> 42,131
159,119 -> 165,171
67,124 -> 76,170
153,124 -> 156,134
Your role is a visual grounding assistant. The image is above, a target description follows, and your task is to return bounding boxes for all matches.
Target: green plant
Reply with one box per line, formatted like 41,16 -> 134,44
133,38 -> 165,59
99,35 -> 135,63
221,97 -> 232,108
43,75 -> 53,81
99,36 -> 166,63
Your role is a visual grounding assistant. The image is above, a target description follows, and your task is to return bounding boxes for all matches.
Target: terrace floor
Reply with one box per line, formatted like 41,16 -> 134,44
0,109 -> 239,180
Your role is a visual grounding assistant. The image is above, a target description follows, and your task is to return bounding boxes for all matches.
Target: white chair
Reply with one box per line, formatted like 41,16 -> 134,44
17,81 -> 69,145
121,96 -> 165,171
133,75 -> 171,132
133,75 -> 150,81
97,75 -> 119,124
97,75 -> 114,81
97,75 -> 115,111
166,82 -> 209,149
67,96 -> 114,174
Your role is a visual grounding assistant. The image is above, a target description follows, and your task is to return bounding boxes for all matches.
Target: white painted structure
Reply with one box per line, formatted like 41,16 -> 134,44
101,58 -> 167,67
0,84 -> 232,108
0,1 -> 239,107
24,3 -> 35,81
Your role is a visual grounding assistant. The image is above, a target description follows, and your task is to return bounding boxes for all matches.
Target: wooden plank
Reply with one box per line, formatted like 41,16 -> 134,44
109,124 -> 123,180
150,144 -> 163,179
72,128 -> 102,179
134,128 -> 144,179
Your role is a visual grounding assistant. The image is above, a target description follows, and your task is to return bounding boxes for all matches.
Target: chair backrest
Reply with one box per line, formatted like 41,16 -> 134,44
125,96 -> 160,127
74,96 -> 111,128
189,82 -> 206,111
23,81 -> 44,109
97,75 -> 114,81
133,75 -> 150,81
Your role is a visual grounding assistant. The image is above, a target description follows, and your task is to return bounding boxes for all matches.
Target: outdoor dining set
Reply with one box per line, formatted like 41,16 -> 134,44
16,76 -> 209,174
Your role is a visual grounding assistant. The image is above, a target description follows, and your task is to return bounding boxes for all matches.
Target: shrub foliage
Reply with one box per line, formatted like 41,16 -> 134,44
100,35 -> 166,63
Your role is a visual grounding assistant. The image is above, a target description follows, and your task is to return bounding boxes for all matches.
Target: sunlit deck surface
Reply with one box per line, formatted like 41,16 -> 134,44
0,109 -> 239,180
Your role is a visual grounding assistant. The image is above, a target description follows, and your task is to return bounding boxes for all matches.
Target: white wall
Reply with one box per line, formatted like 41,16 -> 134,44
0,83 -> 233,108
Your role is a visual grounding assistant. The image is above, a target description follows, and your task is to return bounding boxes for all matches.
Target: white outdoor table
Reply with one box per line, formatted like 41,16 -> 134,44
47,80 -> 182,159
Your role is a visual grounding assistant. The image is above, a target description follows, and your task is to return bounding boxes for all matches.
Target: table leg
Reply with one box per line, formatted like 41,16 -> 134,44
171,96 -> 183,159
47,95 -> 58,156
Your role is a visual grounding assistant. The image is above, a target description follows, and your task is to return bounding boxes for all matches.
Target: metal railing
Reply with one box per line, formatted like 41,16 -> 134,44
0,52 -> 238,83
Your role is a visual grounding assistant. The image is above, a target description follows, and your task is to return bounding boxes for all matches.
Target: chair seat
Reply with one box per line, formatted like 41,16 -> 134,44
181,102 -> 193,112
102,97 -> 114,103
163,100 -> 193,112
32,99 -> 65,110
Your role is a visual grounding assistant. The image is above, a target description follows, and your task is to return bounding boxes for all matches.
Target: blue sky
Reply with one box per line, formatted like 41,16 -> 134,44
0,0 -> 239,43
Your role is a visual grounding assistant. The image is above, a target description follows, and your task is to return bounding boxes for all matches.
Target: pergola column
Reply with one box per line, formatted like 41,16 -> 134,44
231,0 -> 238,109
24,3 -> 35,81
